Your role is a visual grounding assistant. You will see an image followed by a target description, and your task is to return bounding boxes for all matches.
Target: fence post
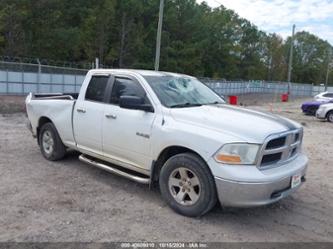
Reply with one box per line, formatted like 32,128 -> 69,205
50,73 -> 53,93
21,68 -> 24,94
62,70 -> 65,93
74,74 -> 77,93
6,69 -> 9,94
37,59 -> 41,93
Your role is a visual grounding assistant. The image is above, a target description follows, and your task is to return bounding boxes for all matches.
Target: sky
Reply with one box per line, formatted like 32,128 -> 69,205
197,0 -> 333,45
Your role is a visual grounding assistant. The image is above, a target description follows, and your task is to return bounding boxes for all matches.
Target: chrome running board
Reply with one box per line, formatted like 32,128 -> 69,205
79,154 -> 150,184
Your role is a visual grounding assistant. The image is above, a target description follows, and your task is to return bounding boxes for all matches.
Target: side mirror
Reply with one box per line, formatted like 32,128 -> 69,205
119,96 -> 154,112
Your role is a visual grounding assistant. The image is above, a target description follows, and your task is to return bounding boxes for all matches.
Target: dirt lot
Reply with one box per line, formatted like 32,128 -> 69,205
0,96 -> 332,242
0,95 -> 26,114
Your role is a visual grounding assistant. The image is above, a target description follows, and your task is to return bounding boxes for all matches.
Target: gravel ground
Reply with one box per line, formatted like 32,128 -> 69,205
0,97 -> 332,242
0,95 -> 26,114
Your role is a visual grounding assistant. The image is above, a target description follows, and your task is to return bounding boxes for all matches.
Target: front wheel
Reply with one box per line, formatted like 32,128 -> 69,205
159,153 -> 217,217
39,122 -> 66,161
327,111 -> 333,123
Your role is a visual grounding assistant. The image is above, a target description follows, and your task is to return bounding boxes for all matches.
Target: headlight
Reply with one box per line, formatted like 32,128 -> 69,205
214,143 -> 260,165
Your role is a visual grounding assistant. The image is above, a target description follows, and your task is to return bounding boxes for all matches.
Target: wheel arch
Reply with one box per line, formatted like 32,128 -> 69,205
37,116 -> 53,144
326,110 -> 333,121
150,145 -> 212,186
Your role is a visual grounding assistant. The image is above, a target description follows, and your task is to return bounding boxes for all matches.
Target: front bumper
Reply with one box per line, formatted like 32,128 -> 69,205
316,108 -> 326,119
302,107 -> 318,115
215,174 -> 306,207
210,153 -> 308,207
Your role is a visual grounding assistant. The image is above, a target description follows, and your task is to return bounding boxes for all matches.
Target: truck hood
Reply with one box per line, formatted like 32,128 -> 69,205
169,104 -> 299,143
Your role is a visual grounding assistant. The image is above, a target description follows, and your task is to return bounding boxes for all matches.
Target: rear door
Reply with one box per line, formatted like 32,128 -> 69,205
73,74 -> 111,155
102,75 -> 156,170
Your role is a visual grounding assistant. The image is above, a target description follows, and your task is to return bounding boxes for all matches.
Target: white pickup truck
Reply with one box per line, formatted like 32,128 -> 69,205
26,69 -> 308,217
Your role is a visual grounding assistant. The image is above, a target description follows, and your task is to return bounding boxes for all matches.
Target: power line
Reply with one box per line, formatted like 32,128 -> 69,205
213,0 -> 223,6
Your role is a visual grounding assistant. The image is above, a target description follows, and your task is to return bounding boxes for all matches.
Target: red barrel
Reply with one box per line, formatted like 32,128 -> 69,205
229,95 -> 238,105
281,93 -> 289,102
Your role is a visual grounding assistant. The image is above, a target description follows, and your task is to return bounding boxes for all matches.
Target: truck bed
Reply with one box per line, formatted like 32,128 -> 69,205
26,92 -> 77,148
32,92 -> 79,100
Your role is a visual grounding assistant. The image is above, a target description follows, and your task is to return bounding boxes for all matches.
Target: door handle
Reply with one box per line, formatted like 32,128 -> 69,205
76,108 -> 86,113
105,114 -> 117,119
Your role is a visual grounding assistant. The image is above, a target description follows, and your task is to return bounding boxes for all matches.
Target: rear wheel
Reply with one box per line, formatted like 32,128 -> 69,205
327,111 -> 333,123
159,153 -> 217,217
39,122 -> 66,161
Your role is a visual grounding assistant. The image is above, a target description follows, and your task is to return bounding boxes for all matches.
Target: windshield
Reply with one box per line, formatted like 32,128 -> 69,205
143,75 -> 225,108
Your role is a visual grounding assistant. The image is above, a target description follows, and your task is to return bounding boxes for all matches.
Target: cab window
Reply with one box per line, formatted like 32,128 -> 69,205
110,77 -> 149,105
323,93 -> 333,98
85,75 -> 109,102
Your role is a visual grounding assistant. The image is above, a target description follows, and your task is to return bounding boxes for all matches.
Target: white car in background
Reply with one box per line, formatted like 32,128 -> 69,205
314,92 -> 333,101
316,103 -> 333,123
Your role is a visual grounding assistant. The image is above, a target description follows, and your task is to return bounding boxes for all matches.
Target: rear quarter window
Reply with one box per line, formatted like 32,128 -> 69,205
85,75 -> 109,102
323,93 -> 333,98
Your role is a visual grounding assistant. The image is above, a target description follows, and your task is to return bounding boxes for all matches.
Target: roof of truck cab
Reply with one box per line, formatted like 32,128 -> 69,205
88,69 -> 193,78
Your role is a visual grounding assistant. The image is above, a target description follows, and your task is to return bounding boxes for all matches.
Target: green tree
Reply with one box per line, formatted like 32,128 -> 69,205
264,33 -> 287,81
286,31 -> 331,84
0,0 -> 332,84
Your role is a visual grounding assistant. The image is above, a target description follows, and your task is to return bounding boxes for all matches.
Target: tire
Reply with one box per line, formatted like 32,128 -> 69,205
327,111 -> 333,123
159,153 -> 217,217
308,107 -> 317,116
39,122 -> 66,161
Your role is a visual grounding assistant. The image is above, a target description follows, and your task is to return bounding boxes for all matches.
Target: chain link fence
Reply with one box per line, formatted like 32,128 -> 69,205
0,60 -> 317,97
0,61 -> 88,94
0,55 -> 94,69
201,79 -> 313,96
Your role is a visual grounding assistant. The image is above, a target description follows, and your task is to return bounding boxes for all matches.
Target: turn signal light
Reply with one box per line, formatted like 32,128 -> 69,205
215,154 -> 241,163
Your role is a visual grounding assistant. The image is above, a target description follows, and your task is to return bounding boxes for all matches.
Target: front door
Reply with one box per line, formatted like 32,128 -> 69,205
102,76 -> 156,170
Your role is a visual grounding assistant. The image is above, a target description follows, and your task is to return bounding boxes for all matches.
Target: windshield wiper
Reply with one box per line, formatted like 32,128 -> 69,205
204,101 -> 224,105
169,103 -> 202,108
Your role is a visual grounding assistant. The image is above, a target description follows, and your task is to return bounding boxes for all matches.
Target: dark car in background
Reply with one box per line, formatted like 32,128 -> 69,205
301,99 -> 333,115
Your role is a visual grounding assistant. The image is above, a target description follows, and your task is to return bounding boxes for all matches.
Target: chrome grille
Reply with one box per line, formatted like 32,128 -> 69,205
258,129 -> 303,169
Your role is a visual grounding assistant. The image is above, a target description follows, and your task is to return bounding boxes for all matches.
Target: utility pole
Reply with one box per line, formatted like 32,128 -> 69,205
287,24 -> 296,94
154,0 -> 164,71
95,58 -> 99,69
325,48 -> 332,91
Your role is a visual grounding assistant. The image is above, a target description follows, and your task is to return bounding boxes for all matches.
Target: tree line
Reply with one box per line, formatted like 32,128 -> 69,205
0,0 -> 332,84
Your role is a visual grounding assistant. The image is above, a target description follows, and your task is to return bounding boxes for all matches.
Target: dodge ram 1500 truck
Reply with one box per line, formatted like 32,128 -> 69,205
26,69 -> 308,217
